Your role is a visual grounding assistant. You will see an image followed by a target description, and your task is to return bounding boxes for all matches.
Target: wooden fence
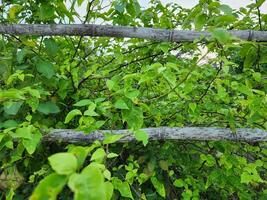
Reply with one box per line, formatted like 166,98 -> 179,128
1,24 -> 267,142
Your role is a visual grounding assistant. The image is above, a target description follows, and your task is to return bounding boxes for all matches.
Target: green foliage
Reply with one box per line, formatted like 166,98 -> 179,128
0,0 -> 267,199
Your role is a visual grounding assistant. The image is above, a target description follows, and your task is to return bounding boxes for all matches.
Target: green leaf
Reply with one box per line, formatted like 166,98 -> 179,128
219,4 -> 233,15
84,103 -> 99,116
255,0 -> 265,7
68,164 -> 110,200
241,172 -> 252,184
162,69 -> 176,87
65,109 -> 82,123
17,48 -> 28,64
114,1 -> 125,13
118,182 -> 133,199
112,178 -> 133,200
44,38 -> 59,56
84,109 -> 99,116
125,90 -> 140,101
244,47 -> 257,68
106,80 -> 115,91
189,102 -> 197,112
37,102 -> 60,115
173,179 -> 184,188
3,101 -> 23,115
253,72 -> 261,82
211,28 -> 231,44
0,89 -> 25,101
74,99 -> 92,107
22,130 -> 42,154
151,177 -> 166,198
2,120 -> 18,129
107,153 -> 119,158
48,153 -> 78,175
104,182 -> 114,200
68,146 -> 88,168
114,98 -> 129,110
103,134 -> 124,144
9,4 -> 22,20
134,130 -> 149,146
36,60 -> 55,79
30,173 -> 67,200
39,3 -> 55,20
90,148 -> 106,162
122,106 -> 143,130
13,127 -> 32,139
159,160 -> 168,171
195,13 -> 206,30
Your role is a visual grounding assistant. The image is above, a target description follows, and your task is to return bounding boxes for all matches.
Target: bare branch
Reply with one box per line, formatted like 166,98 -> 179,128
43,127 -> 267,143
1,24 -> 267,42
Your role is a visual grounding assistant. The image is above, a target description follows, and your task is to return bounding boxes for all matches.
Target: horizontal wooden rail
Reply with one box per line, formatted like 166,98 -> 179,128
1,24 -> 267,42
42,127 -> 267,143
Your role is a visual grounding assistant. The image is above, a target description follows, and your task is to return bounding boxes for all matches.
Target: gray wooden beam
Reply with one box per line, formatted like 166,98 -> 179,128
1,24 -> 267,42
42,127 -> 267,143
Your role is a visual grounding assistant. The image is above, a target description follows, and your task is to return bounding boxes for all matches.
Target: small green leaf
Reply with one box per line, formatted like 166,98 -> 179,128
195,13 -> 206,30
37,102 -> 60,115
107,153 -> 119,158
125,90 -> 140,101
68,146 -> 88,168
103,134 -> 124,144
44,38 -> 59,56
104,182 -> 114,200
84,109 -> 99,116
173,179 -> 184,188
48,153 -> 78,175
106,80 -> 115,91
134,130 -> 149,146
162,69 -> 176,87
122,106 -> 143,130
3,101 -> 23,115
112,178 -> 133,200
114,98 -> 129,110
13,127 -> 32,139
9,4 -> 22,20
219,4 -> 233,15
114,1 -> 125,13
65,109 -> 82,124
36,60 -> 55,79
211,28 -> 231,44
30,173 -> 67,200
74,99 -> 92,107
90,148 -> 106,162
151,177 -> 166,198
159,160 -> 168,171
39,3 -> 55,20
22,130 -> 42,154
189,102 -> 197,112
68,164 -> 109,200
253,72 -> 261,82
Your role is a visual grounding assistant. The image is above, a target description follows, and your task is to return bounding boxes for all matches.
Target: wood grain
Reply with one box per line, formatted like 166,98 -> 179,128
1,24 -> 267,42
42,127 -> 267,143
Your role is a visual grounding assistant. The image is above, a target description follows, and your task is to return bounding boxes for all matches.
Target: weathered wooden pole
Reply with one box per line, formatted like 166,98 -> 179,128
1,24 -> 267,42
43,127 -> 267,143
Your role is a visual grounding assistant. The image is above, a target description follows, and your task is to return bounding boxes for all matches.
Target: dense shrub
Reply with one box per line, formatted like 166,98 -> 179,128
0,0 -> 266,199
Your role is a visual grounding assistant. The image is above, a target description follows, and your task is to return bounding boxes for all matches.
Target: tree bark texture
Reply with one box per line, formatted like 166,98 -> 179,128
1,24 -> 267,42
42,127 -> 267,143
